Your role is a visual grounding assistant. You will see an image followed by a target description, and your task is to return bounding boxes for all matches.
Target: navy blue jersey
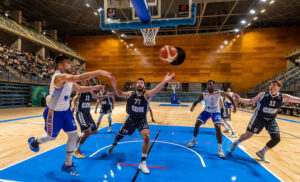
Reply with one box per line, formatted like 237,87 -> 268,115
126,91 -> 148,119
77,92 -> 92,112
100,91 -> 112,110
255,92 -> 283,119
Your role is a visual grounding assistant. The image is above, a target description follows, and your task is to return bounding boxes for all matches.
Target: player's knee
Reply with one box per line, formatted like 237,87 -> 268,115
267,133 -> 280,148
142,134 -> 150,143
214,123 -> 222,131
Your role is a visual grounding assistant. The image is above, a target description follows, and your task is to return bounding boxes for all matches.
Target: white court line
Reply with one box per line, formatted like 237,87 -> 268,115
89,140 -> 206,167
0,125 -> 109,171
224,135 -> 283,182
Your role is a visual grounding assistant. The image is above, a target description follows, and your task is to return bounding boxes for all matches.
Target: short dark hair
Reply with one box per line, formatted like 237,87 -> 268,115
269,80 -> 282,87
137,78 -> 145,83
207,80 -> 215,84
55,56 -> 69,66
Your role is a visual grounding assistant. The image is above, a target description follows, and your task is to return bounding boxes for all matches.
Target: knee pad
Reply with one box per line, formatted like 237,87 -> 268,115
266,133 -> 280,148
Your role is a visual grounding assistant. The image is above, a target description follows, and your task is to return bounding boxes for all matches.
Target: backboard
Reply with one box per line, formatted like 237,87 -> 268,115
102,0 -> 194,28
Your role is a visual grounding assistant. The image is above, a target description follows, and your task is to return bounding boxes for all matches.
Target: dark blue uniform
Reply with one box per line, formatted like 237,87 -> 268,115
100,91 -> 113,114
119,91 -> 149,136
75,92 -> 97,133
247,92 -> 283,134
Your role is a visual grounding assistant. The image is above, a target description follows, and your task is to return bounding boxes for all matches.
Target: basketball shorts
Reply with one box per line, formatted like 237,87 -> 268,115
100,105 -> 112,114
43,107 -> 77,138
197,110 -> 221,124
225,102 -> 233,109
247,115 -> 279,134
76,111 -> 97,133
118,116 -> 149,136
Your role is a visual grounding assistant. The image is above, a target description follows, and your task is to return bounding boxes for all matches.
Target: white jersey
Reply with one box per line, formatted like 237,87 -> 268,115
203,89 -> 221,113
224,92 -> 233,103
46,70 -> 73,111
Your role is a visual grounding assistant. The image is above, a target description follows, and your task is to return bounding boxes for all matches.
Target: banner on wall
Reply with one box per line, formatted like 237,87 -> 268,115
32,86 -> 49,107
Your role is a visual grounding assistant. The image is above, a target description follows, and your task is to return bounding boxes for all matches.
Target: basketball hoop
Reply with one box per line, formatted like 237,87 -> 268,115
140,28 -> 159,46
167,82 -> 180,93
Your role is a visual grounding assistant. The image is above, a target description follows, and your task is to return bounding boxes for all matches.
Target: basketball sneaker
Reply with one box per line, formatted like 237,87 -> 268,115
107,126 -> 111,133
223,129 -> 230,134
218,150 -> 226,158
187,139 -> 197,148
28,137 -> 39,152
61,163 -> 79,176
256,151 -> 270,163
229,132 -> 237,138
139,161 -> 150,174
73,149 -> 85,159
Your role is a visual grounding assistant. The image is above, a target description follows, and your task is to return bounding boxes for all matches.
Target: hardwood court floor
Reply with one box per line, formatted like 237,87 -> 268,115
0,102 -> 299,181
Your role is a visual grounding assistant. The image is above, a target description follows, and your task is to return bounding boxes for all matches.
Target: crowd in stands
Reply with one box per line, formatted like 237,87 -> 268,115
0,43 -> 83,78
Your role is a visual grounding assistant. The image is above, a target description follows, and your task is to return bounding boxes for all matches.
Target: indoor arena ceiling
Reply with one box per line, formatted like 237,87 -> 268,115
0,0 -> 300,39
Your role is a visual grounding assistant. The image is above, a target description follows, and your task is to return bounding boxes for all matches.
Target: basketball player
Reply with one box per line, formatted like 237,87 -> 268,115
95,85 -> 115,132
220,97 -> 237,137
225,88 -> 234,120
28,56 -> 111,176
230,80 -> 300,163
187,80 -> 237,158
71,80 -> 110,159
108,73 -> 175,174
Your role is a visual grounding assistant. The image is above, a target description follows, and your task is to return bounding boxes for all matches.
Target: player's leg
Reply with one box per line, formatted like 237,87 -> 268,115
212,113 -> 225,158
230,115 -> 264,153
187,111 -> 209,147
226,102 -> 233,121
97,113 -> 105,128
223,118 -> 237,137
256,119 -> 280,163
28,108 -> 60,152
221,108 -> 229,133
109,116 -> 135,153
138,119 -> 150,174
61,109 -> 80,176
149,108 -> 155,122
107,112 -> 112,132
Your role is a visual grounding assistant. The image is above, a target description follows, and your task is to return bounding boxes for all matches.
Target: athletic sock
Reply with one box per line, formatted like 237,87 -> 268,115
141,153 -> 147,162
259,146 -> 268,155
65,152 -> 73,166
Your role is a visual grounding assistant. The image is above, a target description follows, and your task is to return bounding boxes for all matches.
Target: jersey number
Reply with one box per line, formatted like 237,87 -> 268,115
86,95 -> 90,101
269,101 -> 276,107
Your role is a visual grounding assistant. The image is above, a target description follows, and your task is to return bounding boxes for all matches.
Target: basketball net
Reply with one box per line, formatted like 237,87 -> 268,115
169,82 -> 179,94
140,28 -> 159,46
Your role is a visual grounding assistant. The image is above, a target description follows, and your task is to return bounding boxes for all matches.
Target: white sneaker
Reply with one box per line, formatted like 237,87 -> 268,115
223,129 -> 230,134
139,161 -> 150,174
107,126 -> 111,133
229,132 -> 237,138
256,151 -> 270,163
187,140 -> 197,148
218,150 -> 226,158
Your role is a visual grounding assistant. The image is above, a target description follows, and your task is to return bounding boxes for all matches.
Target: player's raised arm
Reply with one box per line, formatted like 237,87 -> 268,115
110,76 -> 133,98
234,92 -> 264,105
283,94 -> 300,103
71,92 -> 80,112
221,92 -> 237,113
54,69 -> 111,88
73,83 -> 104,93
144,73 -> 175,98
90,90 -> 109,100
190,94 -> 203,112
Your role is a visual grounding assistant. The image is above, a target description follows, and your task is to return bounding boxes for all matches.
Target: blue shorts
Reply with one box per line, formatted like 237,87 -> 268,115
43,107 -> 77,138
225,102 -> 233,109
197,110 -> 221,124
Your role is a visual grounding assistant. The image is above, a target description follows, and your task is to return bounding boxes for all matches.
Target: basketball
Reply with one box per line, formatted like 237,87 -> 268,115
160,45 -> 178,64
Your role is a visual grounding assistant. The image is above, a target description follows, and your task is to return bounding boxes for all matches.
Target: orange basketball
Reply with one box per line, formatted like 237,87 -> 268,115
160,45 -> 178,64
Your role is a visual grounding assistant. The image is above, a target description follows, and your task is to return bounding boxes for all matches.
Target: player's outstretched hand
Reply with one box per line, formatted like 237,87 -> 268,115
163,73 -> 176,82
98,70 -> 112,78
95,85 -> 104,90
